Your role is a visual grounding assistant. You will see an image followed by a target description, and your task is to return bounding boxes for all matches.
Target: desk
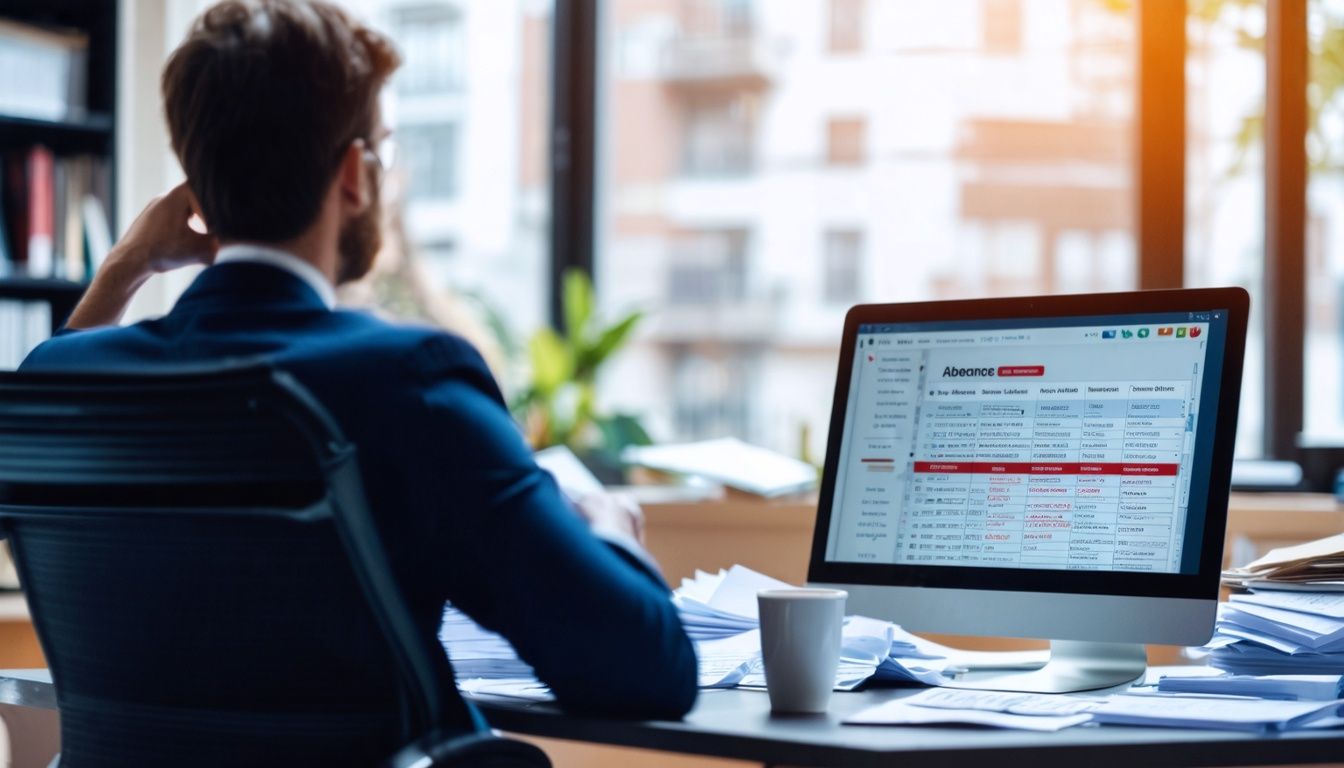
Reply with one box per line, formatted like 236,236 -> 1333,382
474,688 -> 1344,768
3,670 -> 1344,768
0,670 -> 58,768
0,597 -> 40,671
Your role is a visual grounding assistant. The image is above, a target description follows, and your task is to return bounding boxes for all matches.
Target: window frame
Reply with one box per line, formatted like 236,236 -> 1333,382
548,0 -> 1328,487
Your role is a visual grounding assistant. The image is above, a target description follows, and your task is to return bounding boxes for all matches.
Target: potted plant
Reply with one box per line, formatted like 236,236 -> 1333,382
511,269 -> 652,482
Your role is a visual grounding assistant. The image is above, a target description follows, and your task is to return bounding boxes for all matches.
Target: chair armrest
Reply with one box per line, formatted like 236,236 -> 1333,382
384,731 -> 551,768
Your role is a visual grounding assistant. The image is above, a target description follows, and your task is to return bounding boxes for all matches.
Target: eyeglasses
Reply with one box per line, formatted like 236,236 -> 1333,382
362,132 -> 397,172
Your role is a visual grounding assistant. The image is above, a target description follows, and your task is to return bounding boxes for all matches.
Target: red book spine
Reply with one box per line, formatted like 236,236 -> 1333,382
26,146 -> 55,277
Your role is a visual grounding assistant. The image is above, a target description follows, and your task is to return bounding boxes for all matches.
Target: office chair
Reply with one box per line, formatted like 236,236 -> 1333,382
0,364 -> 549,768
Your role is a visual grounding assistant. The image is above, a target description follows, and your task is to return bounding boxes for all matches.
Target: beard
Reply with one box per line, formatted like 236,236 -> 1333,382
335,166 -> 382,285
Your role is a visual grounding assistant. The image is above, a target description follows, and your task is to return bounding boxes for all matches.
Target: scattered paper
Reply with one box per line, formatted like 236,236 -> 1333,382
899,688 -> 1100,716
695,629 -> 760,688
846,700 -> 1091,731
458,677 -> 553,702
622,438 -> 818,497
534,445 -> 605,503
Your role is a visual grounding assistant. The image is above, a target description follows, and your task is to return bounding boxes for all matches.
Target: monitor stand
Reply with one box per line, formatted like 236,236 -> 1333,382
945,640 -> 1146,693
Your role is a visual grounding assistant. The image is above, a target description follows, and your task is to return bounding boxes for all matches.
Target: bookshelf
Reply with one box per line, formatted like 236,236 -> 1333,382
0,0 -> 116,362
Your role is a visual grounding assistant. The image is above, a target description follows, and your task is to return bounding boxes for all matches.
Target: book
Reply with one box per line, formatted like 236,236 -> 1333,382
0,154 -> 10,274
24,146 -> 54,277
0,19 -> 89,121
3,149 -> 28,265
61,156 -> 87,281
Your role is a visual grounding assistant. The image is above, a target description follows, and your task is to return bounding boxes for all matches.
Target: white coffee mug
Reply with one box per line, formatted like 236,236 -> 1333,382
757,588 -> 847,713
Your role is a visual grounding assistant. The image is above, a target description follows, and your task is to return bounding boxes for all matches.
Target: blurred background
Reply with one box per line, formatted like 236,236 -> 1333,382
1,0 -> 1342,483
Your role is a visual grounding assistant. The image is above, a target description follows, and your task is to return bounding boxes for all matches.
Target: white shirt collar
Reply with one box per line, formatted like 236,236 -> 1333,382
213,244 -> 337,310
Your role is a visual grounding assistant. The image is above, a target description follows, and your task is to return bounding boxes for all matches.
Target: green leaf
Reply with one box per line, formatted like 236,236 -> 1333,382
579,311 -> 643,375
593,412 -> 654,459
528,327 -> 573,397
563,269 -> 594,344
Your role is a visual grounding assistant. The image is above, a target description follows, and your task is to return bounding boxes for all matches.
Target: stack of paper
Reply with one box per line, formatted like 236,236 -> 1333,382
1222,533 -> 1344,591
1206,591 -> 1344,675
1210,533 -> 1344,674
439,604 -> 536,681
847,688 -> 1344,734
1158,673 -> 1344,700
1089,694 -> 1344,733
674,565 -> 789,641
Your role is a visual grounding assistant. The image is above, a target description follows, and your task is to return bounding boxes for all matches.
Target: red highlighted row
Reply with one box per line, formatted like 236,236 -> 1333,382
913,461 -> 1178,476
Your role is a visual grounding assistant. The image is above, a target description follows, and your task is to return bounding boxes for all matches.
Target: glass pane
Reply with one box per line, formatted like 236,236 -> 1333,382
1303,0 -> 1344,441
1185,0 -> 1266,457
598,0 -> 1137,458
338,0 -> 553,383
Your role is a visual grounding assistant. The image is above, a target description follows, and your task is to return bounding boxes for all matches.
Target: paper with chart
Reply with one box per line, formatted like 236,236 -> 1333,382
846,689 -> 1096,731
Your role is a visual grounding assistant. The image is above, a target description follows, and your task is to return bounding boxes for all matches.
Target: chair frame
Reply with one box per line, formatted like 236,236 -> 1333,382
0,364 -> 543,766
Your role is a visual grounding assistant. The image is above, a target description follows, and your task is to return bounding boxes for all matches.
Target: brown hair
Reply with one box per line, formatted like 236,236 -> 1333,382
162,0 -> 400,242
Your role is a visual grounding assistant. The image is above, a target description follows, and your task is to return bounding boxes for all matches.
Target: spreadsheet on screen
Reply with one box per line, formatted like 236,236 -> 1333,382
824,314 -> 1225,575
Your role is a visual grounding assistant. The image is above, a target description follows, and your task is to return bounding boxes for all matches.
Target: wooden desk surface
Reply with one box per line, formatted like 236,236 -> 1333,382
0,594 -> 28,623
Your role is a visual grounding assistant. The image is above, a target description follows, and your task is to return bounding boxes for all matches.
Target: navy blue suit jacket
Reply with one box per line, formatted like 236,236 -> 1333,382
21,262 -> 698,722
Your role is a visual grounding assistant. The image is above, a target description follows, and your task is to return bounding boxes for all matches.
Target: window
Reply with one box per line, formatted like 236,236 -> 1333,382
667,229 -> 749,306
1302,0 -> 1344,442
399,122 -> 459,200
983,0 -> 1023,54
671,349 -> 754,441
683,95 -> 758,176
1185,0 -> 1266,457
361,0 -> 553,373
598,0 -> 1137,457
392,5 -> 465,95
680,0 -> 754,40
826,117 -> 867,167
823,230 -> 863,304
829,0 -> 865,53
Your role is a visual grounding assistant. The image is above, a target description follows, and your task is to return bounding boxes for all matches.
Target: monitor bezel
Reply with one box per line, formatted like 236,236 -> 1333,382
807,287 -> 1249,600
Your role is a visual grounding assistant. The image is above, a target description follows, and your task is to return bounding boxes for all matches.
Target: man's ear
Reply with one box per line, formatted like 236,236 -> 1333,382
338,141 -> 371,215
182,184 -> 209,234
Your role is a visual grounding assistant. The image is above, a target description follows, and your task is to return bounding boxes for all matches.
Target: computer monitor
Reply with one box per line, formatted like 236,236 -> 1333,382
808,288 -> 1248,692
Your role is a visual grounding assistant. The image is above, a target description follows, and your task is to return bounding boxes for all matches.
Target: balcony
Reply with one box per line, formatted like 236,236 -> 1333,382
647,295 -> 781,344
659,35 -> 777,90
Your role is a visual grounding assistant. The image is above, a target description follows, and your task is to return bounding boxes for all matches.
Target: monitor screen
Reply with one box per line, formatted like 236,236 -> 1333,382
821,309 -> 1232,577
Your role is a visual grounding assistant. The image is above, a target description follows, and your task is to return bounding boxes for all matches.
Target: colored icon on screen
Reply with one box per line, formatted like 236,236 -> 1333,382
1137,328 -> 1150,338
1176,327 -> 1187,338
1157,327 -> 1174,336
1190,326 -> 1202,338
1101,330 -> 1116,339
1120,329 -> 1133,339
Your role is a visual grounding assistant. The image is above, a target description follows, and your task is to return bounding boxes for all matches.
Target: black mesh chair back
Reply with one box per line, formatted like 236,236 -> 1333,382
0,364 -> 547,767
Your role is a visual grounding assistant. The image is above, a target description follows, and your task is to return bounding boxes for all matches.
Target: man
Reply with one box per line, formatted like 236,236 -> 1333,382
20,0 -> 697,757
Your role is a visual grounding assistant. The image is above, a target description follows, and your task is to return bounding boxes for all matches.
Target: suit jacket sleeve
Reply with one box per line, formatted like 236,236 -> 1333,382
403,335 -> 698,719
